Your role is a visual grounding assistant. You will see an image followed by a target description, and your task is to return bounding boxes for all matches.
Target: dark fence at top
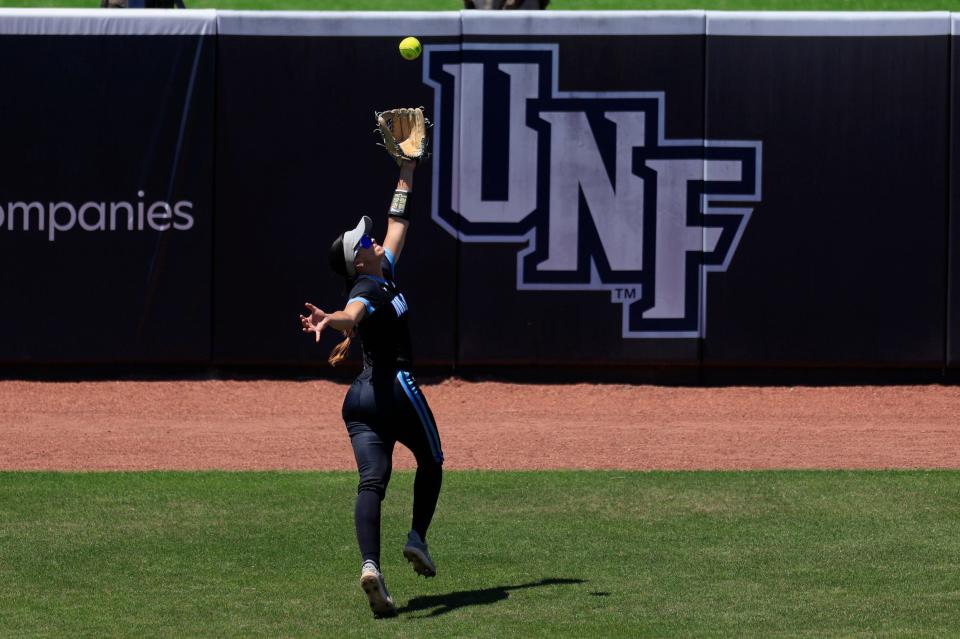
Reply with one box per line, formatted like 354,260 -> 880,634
0,10 -> 957,374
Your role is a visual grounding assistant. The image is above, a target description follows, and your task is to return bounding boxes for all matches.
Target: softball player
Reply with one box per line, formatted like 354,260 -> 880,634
300,158 -> 443,618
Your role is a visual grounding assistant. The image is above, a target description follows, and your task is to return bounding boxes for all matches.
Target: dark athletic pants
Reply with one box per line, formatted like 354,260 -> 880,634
342,367 -> 443,567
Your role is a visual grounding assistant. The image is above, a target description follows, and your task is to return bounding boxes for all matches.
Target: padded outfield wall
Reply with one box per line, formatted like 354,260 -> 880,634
0,10 -> 216,364
703,13 -> 949,368
0,9 -> 956,373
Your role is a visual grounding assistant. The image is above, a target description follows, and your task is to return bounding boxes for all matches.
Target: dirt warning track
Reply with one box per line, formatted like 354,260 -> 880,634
1,380 -> 958,471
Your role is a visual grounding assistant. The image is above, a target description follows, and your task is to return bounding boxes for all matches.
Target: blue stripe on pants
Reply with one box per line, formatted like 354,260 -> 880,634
402,372 -> 442,459
396,371 -> 443,462
398,371 -> 442,461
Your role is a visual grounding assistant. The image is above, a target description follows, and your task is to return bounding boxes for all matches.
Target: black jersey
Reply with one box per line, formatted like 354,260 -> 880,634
347,248 -> 413,371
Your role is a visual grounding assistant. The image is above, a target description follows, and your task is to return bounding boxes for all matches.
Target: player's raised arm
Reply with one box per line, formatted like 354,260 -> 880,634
375,107 -> 428,265
384,161 -> 415,263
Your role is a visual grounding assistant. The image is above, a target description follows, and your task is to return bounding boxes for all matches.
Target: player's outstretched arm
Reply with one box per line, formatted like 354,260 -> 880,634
300,301 -> 366,343
383,160 -> 415,264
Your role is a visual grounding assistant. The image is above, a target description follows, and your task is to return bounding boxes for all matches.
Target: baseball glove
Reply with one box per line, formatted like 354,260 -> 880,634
375,107 -> 429,165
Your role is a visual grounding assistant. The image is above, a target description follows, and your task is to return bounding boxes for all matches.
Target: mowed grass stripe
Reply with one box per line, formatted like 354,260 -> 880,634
1,471 -> 958,638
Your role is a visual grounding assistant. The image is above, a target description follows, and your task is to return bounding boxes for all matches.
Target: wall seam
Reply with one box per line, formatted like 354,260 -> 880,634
452,9 -> 464,376
946,17 -> 954,376
698,11 -> 708,384
209,15 -> 220,369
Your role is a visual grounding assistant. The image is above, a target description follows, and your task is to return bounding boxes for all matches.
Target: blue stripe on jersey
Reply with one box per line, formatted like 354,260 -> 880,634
397,371 -> 443,462
391,293 -> 408,317
346,296 -> 375,316
384,247 -> 396,275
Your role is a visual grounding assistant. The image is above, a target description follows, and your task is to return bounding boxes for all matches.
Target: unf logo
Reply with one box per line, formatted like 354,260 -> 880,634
423,43 -> 762,338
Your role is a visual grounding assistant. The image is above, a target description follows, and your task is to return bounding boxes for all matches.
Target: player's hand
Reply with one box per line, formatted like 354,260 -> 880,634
300,302 -> 330,343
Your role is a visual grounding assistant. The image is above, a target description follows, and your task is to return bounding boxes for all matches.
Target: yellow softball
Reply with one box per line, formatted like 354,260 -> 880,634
399,36 -> 422,61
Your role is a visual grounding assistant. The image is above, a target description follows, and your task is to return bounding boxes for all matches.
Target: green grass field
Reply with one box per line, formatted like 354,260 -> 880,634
2,470 -> 958,637
3,0 -> 960,11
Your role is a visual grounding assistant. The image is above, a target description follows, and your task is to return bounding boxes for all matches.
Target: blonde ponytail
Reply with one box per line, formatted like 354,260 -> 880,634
328,330 -> 353,367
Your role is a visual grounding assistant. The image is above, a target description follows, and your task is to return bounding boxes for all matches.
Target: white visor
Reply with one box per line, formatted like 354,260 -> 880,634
342,215 -> 373,277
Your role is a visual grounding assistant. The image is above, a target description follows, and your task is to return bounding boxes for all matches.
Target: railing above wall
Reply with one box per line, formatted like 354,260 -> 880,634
0,8 -> 215,35
0,9 -> 951,36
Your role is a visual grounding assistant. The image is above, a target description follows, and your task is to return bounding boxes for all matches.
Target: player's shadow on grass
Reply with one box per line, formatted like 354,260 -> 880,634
398,577 -> 585,617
